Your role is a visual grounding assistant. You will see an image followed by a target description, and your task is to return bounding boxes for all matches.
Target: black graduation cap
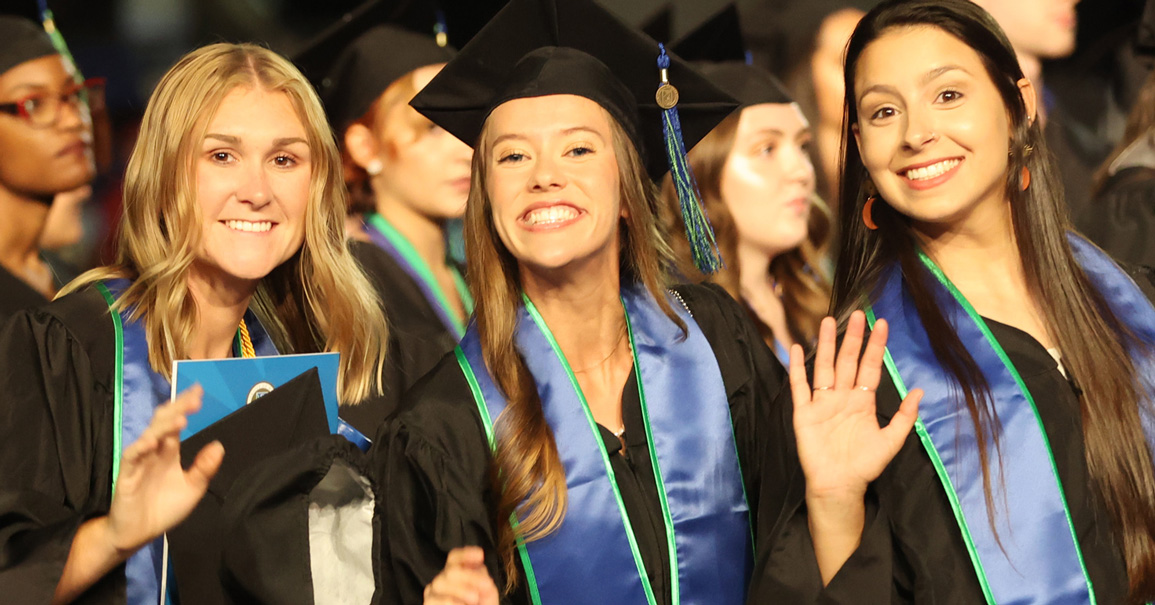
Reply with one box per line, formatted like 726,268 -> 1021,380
0,15 -> 57,77
219,436 -> 377,604
409,0 -> 737,272
672,4 -> 793,108
409,0 -> 739,182
168,368 -> 331,604
640,3 -> 674,44
293,0 -> 456,133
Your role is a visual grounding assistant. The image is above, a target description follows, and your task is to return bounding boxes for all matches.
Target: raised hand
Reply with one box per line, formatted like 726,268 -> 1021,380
789,311 -> 921,501
789,311 -> 921,584
106,385 -> 224,554
424,547 -> 499,605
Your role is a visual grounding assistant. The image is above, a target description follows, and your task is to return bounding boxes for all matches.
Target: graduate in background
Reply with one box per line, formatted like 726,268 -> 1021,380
0,42 -> 389,603
662,5 -> 832,365
295,0 -> 474,434
371,0 -> 796,603
751,0 -> 1155,602
0,15 -> 98,324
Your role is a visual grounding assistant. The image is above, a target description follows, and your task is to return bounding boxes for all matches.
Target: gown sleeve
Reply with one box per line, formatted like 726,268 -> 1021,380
370,354 -> 507,605
0,296 -> 121,604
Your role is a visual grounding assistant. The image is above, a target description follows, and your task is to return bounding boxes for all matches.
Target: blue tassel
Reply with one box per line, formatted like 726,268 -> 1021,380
657,44 -> 723,274
434,10 -> 449,48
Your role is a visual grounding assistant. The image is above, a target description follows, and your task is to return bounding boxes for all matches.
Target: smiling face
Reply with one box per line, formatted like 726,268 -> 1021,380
721,102 -> 815,258
375,64 -> 473,220
483,94 -> 622,274
193,86 -> 312,286
0,55 -> 94,198
853,25 -> 1014,234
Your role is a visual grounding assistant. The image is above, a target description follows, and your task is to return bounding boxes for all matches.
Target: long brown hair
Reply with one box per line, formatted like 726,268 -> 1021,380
466,105 -> 681,593
663,109 -> 832,347
833,2 -> 1155,600
65,43 -> 388,404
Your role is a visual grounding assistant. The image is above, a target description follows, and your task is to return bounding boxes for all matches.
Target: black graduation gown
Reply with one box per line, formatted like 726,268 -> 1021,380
343,240 -> 462,435
747,269 -> 1155,604
0,255 -> 398,603
1076,166 -> 1155,269
0,286 -> 124,603
371,283 -> 784,605
0,262 -> 48,327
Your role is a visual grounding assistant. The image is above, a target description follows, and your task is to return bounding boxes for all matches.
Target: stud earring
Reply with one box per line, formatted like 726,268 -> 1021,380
366,159 -> 383,177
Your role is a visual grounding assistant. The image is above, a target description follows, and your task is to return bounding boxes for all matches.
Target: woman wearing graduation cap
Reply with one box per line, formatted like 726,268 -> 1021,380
661,5 -> 832,366
0,14 -> 99,324
294,0 -> 475,433
750,0 -> 1155,602
371,0 -> 799,603
0,42 -> 389,603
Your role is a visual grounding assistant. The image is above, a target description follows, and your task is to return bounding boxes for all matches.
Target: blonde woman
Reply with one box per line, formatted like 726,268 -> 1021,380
372,0 -> 791,603
295,5 -> 473,433
0,43 -> 388,604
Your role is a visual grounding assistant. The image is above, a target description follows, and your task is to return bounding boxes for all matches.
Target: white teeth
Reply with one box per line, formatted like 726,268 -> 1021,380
524,206 -> 578,226
904,159 -> 960,181
224,220 -> 273,233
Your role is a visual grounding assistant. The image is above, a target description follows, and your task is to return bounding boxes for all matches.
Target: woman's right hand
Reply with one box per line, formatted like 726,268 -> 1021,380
106,385 -> 224,554
424,547 -> 499,605
789,310 -> 921,501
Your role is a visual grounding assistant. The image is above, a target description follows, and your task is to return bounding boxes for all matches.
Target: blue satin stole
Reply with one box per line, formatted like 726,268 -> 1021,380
455,284 -> 751,605
97,279 -> 277,605
867,234 -> 1155,605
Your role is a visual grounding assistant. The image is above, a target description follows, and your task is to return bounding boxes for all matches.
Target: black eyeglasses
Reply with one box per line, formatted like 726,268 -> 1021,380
0,77 -> 105,128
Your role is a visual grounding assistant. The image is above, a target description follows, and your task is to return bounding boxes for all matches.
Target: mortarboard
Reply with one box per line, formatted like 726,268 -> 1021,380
0,15 -> 57,77
168,368 -> 331,604
673,4 -> 794,108
409,0 -> 740,272
293,0 -> 456,133
219,436 -> 378,604
640,3 -> 674,44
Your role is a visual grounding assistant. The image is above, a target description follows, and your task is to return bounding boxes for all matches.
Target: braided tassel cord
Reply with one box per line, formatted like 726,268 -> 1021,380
657,44 -> 723,274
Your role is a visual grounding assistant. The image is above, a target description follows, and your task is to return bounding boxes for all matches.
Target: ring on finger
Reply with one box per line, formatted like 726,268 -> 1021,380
815,386 -> 835,391
854,385 -> 876,392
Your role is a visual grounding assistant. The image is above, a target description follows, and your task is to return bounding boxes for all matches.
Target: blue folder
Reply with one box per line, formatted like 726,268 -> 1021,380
173,352 -> 341,439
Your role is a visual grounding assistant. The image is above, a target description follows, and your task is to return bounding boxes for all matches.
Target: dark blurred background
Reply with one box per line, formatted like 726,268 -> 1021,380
12,0 -> 1148,270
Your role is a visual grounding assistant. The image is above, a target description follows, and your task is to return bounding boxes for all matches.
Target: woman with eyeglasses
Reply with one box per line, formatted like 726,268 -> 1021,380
0,15 -> 101,325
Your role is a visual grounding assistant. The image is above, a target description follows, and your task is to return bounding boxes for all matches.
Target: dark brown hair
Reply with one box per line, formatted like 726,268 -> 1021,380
834,1 -> 1155,600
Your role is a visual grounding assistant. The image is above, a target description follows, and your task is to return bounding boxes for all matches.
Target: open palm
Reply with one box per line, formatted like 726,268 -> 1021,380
105,385 -> 224,554
789,311 -> 922,500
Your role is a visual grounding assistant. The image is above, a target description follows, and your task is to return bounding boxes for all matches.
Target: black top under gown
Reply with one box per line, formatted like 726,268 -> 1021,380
371,283 -> 785,605
0,242 -> 402,604
748,267 -> 1155,604
342,240 -> 462,436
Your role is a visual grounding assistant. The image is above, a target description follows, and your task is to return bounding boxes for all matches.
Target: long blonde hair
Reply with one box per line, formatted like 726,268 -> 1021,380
663,109 -> 832,347
466,107 -> 681,593
65,43 -> 387,404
